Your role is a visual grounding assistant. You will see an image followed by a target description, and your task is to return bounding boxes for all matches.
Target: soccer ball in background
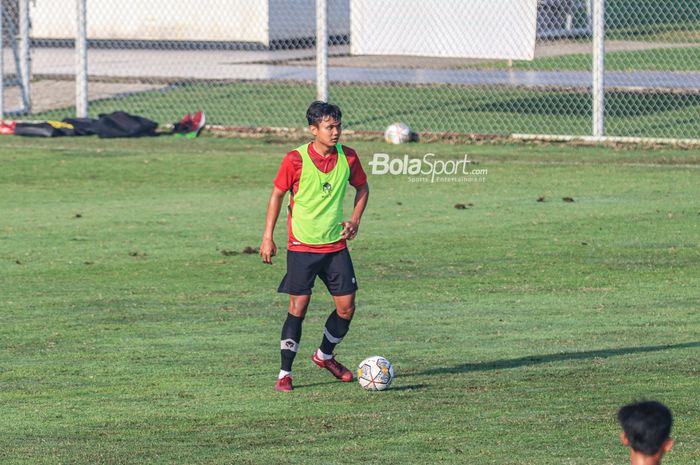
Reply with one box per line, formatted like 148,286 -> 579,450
384,122 -> 412,144
357,355 -> 394,391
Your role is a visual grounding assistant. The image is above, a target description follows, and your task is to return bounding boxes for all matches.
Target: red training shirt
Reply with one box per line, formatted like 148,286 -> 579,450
273,142 -> 367,253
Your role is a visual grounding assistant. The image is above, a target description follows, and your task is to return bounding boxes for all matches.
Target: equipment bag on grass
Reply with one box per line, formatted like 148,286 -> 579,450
14,121 -> 75,137
63,117 -> 99,136
95,111 -> 158,138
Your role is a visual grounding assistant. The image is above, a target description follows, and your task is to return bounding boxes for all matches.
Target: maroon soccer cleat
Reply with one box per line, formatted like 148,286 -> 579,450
173,111 -> 206,138
275,375 -> 293,392
191,111 -> 206,135
312,352 -> 353,382
173,113 -> 194,134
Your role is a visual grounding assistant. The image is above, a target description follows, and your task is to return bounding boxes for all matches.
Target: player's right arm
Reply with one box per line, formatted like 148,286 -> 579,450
260,186 -> 286,264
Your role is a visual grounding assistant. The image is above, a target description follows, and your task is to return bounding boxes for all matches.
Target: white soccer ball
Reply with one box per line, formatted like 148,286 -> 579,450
357,355 -> 394,391
384,122 -> 411,144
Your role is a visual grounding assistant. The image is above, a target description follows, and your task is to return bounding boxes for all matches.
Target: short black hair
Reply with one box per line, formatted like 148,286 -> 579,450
618,401 -> 673,455
306,101 -> 342,126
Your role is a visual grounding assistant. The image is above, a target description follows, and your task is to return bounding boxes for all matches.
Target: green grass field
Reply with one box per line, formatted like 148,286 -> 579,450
464,47 -> 700,72
35,82 -> 700,140
1,136 -> 699,464
606,0 -> 700,30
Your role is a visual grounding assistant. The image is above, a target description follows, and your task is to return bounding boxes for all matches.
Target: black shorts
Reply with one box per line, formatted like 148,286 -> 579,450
278,248 -> 358,296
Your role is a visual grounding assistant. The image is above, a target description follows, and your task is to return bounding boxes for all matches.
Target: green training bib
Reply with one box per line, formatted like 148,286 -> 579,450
291,143 -> 350,245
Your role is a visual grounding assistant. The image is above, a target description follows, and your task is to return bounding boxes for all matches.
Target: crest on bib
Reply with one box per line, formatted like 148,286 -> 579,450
322,182 -> 333,196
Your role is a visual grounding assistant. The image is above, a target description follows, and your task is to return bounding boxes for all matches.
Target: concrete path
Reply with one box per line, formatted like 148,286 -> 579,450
1,81 -> 164,114
18,46 -> 699,91
1,42 -> 697,114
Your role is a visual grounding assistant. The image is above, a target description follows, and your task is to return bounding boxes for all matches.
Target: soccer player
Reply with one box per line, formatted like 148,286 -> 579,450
618,400 -> 674,465
260,101 -> 369,392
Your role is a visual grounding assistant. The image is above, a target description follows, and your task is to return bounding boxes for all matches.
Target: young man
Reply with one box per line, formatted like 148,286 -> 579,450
260,101 -> 369,392
618,400 -> 674,465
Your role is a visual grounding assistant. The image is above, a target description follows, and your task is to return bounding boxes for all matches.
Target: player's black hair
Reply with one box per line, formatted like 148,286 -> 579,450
306,101 -> 342,126
618,401 -> 673,456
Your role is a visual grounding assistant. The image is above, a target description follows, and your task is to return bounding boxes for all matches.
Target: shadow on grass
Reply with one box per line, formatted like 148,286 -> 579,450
293,380 -> 344,390
415,341 -> 700,377
475,92 -> 700,118
389,383 -> 430,391
294,380 -> 429,391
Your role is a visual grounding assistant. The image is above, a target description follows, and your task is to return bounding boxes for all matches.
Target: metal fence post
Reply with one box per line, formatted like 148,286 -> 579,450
76,0 -> 88,118
0,0 -> 4,119
316,0 -> 328,102
19,0 -> 31,113
592,0 -> 605,138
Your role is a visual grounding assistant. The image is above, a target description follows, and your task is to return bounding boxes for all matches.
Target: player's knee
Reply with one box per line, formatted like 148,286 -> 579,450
288,297 -> 310,317
336,305 -> 355,320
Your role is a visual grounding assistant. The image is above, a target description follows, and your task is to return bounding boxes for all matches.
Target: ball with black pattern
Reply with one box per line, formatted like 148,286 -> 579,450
357,355 -> 394,391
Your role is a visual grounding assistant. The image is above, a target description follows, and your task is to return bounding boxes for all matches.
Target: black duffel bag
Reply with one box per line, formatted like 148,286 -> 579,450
95,111 -> 158,138
14,121 -> 75,137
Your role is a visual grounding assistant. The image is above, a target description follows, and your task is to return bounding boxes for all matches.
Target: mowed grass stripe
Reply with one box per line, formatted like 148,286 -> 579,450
0,137 -> 698,464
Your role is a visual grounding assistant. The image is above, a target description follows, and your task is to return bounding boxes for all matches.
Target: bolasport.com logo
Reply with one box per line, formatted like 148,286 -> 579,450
368,153 -> 487,183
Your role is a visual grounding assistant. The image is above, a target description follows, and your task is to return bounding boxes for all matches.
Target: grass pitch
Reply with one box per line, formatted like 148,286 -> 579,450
1,136 -> 699,464
36,81 -> 700,141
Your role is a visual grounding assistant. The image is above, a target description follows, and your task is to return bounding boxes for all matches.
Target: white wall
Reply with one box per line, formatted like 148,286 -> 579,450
268,0 -> 350,42
350,0 -> 538,60
30,0 -> 270,42
30,0 -> 350,45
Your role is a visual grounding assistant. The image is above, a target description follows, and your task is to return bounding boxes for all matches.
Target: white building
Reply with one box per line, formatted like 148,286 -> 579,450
29,0 -> 350,48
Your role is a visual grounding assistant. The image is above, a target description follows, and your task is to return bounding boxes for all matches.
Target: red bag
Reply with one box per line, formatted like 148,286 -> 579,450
0,120 -> 16,135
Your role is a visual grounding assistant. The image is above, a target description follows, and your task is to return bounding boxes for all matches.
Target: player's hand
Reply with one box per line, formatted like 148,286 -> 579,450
340,221 -> 359,241
260,238 -> 277,264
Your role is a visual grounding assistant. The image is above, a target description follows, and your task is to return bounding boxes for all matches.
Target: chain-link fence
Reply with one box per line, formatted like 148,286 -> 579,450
1,0 -> 698,140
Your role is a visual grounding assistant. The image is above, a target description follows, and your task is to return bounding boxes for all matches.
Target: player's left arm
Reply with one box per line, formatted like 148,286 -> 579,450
340,182 -> 369,241
340,147 -> 369,241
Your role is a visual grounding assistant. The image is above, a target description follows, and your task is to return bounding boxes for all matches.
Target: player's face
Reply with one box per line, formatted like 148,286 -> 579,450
310,116 -> 342,148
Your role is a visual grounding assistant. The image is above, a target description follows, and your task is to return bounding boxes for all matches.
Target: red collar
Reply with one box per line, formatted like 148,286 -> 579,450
308,142 -> 338,158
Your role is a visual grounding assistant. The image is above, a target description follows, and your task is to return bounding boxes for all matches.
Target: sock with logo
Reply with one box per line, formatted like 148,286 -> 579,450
280,313 -> 303,372
319,310 -> 351,356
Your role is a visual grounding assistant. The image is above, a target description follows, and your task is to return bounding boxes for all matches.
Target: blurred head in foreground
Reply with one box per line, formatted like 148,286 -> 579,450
618,400 -> 673,465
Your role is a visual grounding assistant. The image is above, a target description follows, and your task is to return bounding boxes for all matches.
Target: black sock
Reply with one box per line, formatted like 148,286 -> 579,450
319,310 -> 351,355
280,313 -> 304,372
